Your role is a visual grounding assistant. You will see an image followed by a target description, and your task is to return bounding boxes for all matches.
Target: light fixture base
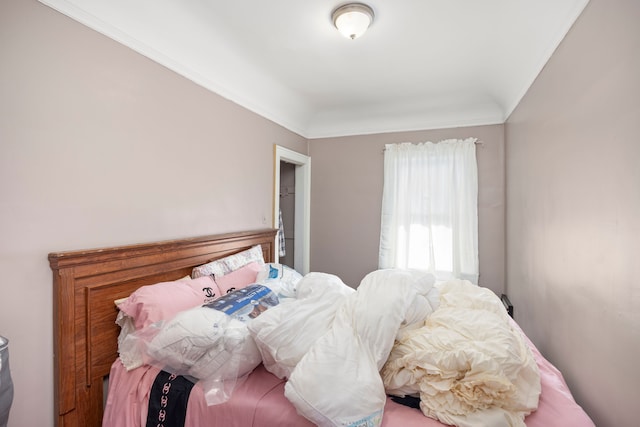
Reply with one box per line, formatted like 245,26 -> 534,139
332,3 -> 375,40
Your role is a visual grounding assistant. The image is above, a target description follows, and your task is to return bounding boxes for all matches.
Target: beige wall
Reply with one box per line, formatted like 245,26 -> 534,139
309,125 -> 505,291
505,0 -> 639,426
0,1 -> 307,426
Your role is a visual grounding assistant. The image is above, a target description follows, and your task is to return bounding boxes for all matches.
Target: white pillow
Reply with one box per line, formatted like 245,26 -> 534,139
192,245 -> 265,278
146,306 -> 261,381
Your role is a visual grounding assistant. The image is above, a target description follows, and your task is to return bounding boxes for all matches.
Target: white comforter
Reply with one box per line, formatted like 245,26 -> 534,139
382,280 -> 541,427
249,269 -> 441,427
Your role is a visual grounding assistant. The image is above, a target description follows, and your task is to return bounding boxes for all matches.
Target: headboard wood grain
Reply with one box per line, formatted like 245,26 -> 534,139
49,229 -> 277,427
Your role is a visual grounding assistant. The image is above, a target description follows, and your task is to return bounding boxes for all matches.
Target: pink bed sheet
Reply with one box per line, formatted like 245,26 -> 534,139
103,331 -> 595,427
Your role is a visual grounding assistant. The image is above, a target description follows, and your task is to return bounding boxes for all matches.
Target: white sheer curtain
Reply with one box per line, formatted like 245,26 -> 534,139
379,138 -> 479,284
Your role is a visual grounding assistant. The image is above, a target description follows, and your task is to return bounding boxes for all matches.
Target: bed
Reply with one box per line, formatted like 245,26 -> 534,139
49,228 -> 595,427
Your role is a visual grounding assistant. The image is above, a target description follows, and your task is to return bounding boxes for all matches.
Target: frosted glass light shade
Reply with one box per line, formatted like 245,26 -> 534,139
332,3 -> 374,40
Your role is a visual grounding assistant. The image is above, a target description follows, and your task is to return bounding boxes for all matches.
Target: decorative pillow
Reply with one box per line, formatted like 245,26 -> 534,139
191,245 -> 265,279
117,276 -> 221,330
214,261 -> 262,295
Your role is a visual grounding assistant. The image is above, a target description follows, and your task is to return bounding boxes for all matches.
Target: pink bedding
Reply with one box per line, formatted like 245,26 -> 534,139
103,329 -> 594,427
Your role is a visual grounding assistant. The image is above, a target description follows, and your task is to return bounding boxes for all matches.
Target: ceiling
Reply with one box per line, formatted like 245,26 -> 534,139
39,0 -> 589,139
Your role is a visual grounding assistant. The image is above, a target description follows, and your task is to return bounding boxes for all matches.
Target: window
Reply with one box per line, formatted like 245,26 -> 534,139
378,138 -> 479,283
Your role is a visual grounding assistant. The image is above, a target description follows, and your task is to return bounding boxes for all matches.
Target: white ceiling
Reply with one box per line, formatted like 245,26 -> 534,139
39,0 -> 589,138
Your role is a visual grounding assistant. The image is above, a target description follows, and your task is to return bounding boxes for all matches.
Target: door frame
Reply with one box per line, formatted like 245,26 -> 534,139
273,145 -> 311,274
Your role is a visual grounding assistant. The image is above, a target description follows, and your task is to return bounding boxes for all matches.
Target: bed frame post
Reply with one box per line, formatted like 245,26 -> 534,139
52,267 -> 77,424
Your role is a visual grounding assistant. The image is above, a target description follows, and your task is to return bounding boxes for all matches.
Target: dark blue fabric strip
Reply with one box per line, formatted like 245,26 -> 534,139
146,371 -> 195,427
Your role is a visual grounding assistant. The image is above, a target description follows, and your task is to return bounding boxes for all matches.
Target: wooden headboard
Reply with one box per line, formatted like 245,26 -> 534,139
48,229 -> 277,427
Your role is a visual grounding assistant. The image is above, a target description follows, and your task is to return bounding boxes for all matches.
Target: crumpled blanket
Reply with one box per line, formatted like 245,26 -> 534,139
250,269 -> 440,427
381,279 -> 541,427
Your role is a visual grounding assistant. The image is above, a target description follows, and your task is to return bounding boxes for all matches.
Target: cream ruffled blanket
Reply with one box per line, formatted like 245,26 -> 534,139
382,280 -> 541,427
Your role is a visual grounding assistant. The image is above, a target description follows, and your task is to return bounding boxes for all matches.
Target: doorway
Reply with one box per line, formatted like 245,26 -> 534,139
273,145 -> 310,274
279,161 -> 296,268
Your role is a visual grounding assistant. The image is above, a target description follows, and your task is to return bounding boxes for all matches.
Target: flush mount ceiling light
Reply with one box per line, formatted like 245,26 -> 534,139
332,3 -> 375,40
